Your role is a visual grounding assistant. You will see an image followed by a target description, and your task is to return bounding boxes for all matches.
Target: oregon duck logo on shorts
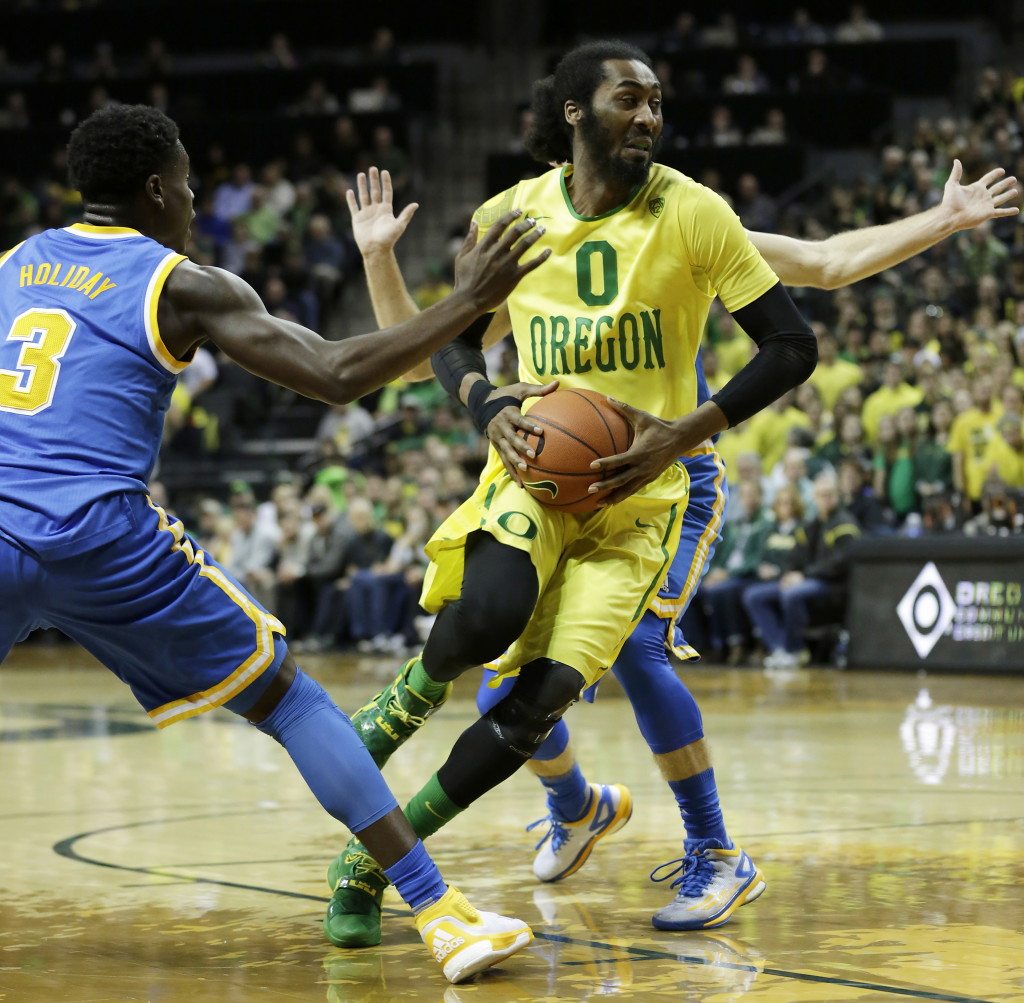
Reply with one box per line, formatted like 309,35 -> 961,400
496,510 -> 539,539
648,196 -> 665,218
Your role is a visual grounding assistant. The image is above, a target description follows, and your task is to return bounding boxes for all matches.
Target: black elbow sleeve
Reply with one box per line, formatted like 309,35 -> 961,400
430,312 -> 494,402
710,283 -> 818,428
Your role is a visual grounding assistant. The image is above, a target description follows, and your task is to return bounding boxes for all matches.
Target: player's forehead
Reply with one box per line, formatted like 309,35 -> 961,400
598,59 -> 661,95
167,140 -> 190,177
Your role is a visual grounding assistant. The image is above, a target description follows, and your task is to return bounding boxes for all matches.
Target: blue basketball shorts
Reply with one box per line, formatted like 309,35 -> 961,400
647,449 -> 728,661
0,493 -> 287,728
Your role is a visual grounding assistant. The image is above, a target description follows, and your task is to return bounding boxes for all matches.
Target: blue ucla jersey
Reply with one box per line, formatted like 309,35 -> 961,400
0,224 -> 186,558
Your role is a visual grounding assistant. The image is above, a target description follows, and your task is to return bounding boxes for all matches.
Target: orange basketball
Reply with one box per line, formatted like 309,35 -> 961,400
517,388 -> 634,513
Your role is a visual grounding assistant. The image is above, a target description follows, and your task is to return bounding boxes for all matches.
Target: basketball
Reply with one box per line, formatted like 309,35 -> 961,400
517,388 -> 634,513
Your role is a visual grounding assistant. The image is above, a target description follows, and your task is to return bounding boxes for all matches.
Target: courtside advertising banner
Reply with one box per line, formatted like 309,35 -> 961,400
848,541 -> 1024,670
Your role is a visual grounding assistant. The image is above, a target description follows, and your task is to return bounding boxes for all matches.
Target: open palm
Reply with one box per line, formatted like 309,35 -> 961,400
942,159 -> 1018,231
346,166 -> 419,255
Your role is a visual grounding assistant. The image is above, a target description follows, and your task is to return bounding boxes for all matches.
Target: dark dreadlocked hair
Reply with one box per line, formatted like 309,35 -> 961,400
68,103 -> 180,201
524,39 -> 654,166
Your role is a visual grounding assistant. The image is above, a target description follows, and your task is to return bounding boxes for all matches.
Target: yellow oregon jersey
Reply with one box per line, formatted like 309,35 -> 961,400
473,164 -> 778,422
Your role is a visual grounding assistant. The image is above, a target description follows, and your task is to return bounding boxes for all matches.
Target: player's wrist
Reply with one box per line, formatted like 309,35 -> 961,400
361,244 -> 397,263
932,202 -> 963,238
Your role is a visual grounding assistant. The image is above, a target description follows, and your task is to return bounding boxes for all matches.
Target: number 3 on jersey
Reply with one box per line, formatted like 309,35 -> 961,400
0,308 -> 76,415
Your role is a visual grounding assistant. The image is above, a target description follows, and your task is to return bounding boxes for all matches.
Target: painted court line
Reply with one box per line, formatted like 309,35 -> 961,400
50,810 -> 996,1003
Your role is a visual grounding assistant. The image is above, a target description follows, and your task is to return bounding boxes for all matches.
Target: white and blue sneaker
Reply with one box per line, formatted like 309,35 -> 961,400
527,783 -> 633,883
650,838 -> 766,930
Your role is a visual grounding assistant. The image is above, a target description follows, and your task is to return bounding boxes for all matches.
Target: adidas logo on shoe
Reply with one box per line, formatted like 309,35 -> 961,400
431,928 -> 466,962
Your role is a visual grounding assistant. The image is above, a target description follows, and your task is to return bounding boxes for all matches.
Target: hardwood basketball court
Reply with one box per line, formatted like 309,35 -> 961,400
1,646 -> 1021,1002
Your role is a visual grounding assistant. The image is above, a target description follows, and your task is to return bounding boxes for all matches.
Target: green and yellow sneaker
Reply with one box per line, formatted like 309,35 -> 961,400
350,658 -> 452,768
323,838 -> 390,948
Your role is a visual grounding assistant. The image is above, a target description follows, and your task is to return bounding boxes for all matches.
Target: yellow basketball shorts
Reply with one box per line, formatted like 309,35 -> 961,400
421,449 -> 689,688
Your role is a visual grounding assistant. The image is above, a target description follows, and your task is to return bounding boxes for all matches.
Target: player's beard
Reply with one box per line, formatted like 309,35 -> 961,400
578,112 -> 661,188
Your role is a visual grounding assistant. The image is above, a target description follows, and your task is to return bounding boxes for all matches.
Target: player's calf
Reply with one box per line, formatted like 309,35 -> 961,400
350,657 -> 452,768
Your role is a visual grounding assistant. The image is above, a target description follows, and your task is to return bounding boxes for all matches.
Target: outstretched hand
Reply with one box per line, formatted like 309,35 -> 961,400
942,159 -> 1019,232
345,167 -> 419,257
453,211 -> 550,312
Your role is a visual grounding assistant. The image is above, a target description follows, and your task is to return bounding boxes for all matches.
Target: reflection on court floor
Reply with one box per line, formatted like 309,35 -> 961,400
1,645 -> 1022,1002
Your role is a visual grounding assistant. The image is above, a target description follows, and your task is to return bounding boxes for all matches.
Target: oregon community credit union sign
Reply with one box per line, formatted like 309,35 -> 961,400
847,539 -> 1024,671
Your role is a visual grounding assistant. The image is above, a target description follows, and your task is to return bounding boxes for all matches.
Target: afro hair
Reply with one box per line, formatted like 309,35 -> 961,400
67,103 -> 180,201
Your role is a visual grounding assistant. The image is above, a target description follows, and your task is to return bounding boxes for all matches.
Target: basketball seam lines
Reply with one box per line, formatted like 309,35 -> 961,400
567,388 -> 618,455
530,414 -> 602,458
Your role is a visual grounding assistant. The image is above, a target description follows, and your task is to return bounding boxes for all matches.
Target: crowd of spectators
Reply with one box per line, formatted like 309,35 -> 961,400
3,11 -> 1023,664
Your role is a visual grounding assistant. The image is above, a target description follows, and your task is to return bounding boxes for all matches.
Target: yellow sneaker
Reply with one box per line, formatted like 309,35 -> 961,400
415,886 -> 533,984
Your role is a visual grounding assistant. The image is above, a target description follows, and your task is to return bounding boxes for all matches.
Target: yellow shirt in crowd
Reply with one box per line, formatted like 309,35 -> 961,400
861,382 -> 923,441
982,431 -> 1024,488
948,404 -> 1005,500
810,358 -> 864,409
744,405 -> 812,470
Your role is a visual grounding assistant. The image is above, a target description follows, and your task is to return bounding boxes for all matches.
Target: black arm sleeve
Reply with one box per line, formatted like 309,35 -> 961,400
430,312 -> 493,401
430,313 -> 523,434
710,282 -> 818,428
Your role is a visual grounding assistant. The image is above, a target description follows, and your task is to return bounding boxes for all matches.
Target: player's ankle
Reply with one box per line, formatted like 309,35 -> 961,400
408,657 -> 449,702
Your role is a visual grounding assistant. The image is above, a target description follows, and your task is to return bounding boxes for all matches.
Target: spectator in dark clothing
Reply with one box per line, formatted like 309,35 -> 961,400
744,473 -> 860,669
698,480 -> 773,664
341,499 -> 399,646
301,495 -> 353,651
839,458 -> 889,531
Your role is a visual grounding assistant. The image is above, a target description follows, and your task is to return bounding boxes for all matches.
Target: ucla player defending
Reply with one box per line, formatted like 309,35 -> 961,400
0,105 -> 552,984
333,147 -> 1017,933
322,40 -> 824,947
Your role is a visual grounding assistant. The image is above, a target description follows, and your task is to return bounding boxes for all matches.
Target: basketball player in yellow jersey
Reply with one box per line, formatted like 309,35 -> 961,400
324,39 -> 818,947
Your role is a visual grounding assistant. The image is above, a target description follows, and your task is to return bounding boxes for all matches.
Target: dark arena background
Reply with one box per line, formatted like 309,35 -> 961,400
1,1 -> 1022,1000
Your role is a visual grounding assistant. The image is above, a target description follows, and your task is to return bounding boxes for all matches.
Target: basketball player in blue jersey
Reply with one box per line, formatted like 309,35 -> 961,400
0,103 -> 555,985
340,141 -> 1016,935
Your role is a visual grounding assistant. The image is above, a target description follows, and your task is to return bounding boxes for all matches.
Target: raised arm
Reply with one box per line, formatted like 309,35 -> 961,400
349,167 -> 511,382
748,161 -> 1018,290
158,210 -> 548,405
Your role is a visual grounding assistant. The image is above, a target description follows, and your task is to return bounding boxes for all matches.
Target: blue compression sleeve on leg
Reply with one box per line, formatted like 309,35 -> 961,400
668,769 -> 731,848
612,612 -> 729,845
383,840 -> 447,913
611,612 -> 705,754
254,668 -> 399,832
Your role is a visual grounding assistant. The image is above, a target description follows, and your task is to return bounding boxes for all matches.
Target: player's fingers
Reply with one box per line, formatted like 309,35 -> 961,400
979,167 -> 1006,188
517,379 -> 559,401
995,206 -> 1021,217
345,188 -> 358,217
496,441 -> 526,485
458,221 -> 479,257
368,166 -> 382,203
604,396 -> 643,426
380,169 -> 393,204
480,210 -> 523,248
357,171 -> 370,208
948,159 -> 963,185
589,449 -> 636,472
516,248 -> 552,277
508,419 -> 540,453
993,187 -> 1019,207
494,216 -> 538,255
509,224 -> 546,259
990,176 -> 1017,196
508,430 -> 535,459
397,202 -> 420,228
589,468 -> 637,495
